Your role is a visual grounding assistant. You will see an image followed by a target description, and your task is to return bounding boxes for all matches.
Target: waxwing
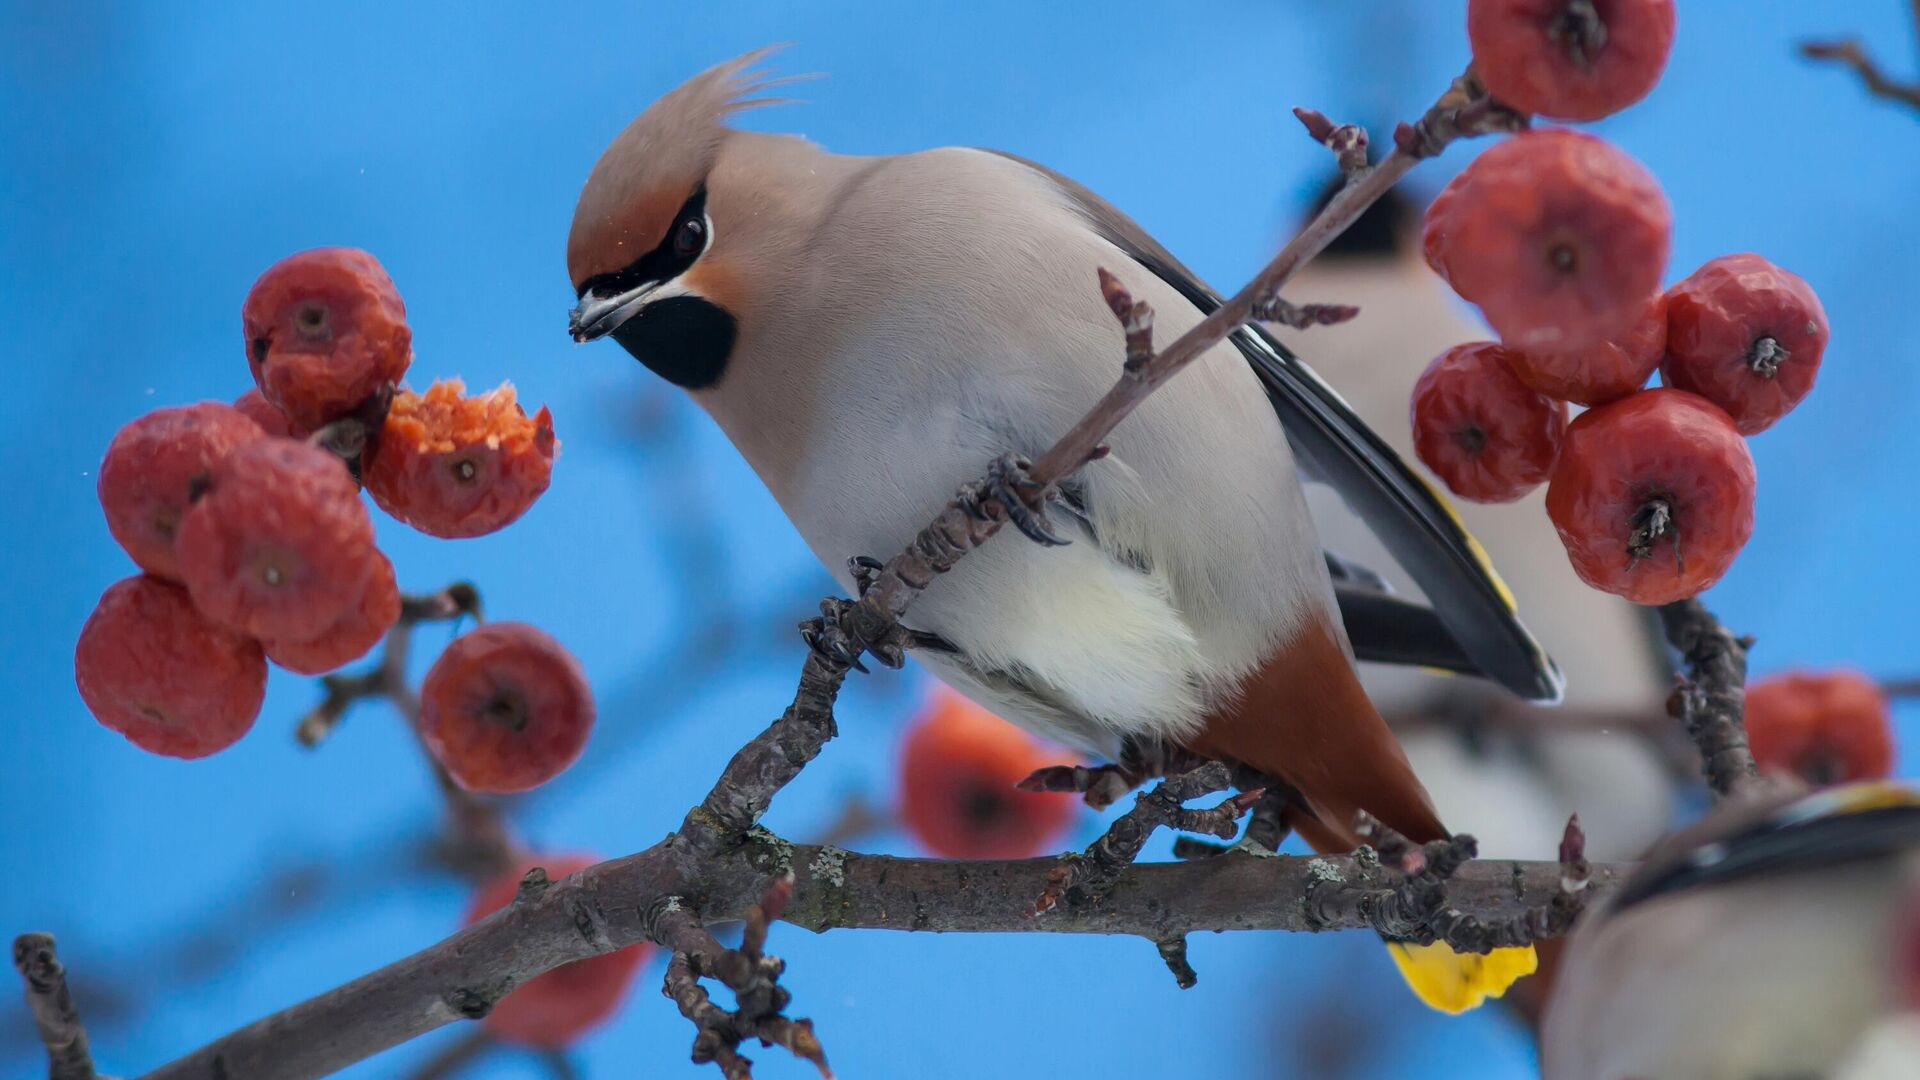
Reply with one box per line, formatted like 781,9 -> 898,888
1542,781 -> 1920,1080
566,49 -> 1564,1011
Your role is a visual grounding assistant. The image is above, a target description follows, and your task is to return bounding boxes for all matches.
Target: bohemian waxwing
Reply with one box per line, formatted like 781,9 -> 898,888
566,49 -> 1562,1011
1542,781 -> 1920,1080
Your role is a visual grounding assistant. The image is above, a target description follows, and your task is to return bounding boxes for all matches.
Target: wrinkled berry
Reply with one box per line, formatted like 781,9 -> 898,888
463,853 -> 648,1048
97,403 -> 266,580
1660,254 -> 1828,435
899,689 -> 1077,860
1411,342 -> 1569,503
420,622 -> 593,794
1744,670 -> 1894,787
176,438 -> 379,642
74,575 -> 266,758
1545,388 -> 1755,604
363,379 -> 558,539
243,247 -> 411,431
1469,0 -> 1676,121
1423,129 -> 1670,352
264,552 -> 400,675
1507,293 -> 1666,406
233,387 -> 306,439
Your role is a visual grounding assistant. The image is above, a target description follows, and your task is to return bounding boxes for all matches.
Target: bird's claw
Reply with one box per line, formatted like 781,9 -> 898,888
799,597 -> 906,673
846,554 -> 886,597
960,453 -> 1070,547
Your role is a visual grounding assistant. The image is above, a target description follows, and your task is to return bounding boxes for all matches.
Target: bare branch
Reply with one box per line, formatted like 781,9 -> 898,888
13,934 -> 100,1080
1799,38 -> 1920,114
1658,600 -> 1758,798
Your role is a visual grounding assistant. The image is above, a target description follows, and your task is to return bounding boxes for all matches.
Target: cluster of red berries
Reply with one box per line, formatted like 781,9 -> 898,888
1743,670 -> 1897,788
897,689 -> 1077,860
1411,0 -> 1829,605
76,248 -> 579,786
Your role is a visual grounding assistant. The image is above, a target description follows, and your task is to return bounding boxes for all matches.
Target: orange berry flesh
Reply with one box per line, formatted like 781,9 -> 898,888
364,379 -> 557,539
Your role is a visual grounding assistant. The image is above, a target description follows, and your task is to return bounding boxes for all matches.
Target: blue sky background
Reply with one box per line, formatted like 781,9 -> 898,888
4,2 -> 1918,1077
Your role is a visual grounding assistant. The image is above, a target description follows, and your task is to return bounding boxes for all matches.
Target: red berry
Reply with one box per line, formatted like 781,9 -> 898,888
1660,254 -> 1829,436
463,853 -> 648,1048
1411,342 -> 1569,503
1744,670 -> 1894,786
74,575 -> 266,758
1545,388 -> 1756,604
899,689 -> 1077,860
363,379 -> 558,539
419,623 -> 593,794
1422,129 -> 1670,352
96,403 -> 266,581
1469,0 -> 1677,121
232,388 -> 306,439
242,247 -> 412,431
263,552 -> 400,675
1506,293 -> 1667,406
176,438 -> 380,642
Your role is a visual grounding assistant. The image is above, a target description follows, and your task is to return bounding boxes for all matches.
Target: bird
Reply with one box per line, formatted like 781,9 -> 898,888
566,48 -> 1560,1012
1541,780 -> 1920,1079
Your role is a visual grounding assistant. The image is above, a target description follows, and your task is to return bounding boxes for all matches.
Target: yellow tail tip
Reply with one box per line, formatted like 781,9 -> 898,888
1386,941 -> 1538,1015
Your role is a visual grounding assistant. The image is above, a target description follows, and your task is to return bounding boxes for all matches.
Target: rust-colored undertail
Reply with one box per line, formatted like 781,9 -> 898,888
1184,614 -> 1536,1014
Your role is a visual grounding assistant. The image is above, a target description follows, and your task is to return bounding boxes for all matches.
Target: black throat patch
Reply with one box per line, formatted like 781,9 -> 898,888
611,295 -> 737,390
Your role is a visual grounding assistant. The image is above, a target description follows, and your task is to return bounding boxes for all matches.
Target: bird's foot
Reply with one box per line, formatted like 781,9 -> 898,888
799,595 -> 908,674
958,453 -> 1069,548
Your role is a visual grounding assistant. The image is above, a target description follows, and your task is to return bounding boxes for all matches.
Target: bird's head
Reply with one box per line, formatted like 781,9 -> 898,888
566,47 -> 793,390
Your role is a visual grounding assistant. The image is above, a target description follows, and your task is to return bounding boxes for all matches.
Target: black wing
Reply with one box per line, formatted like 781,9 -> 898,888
989,150 -> 1564,702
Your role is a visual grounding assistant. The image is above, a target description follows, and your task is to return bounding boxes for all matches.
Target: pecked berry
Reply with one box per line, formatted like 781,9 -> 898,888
1422,129 -> 1670,352
419,622 -> 593,794
263,551 -> 400,675
233,387 -> 306,440
97,403 -> 266,581
242,247 -> 411,431
363,379 -> 557,539
175,437 -> 380,642
463,853 -> 648,1048
1411,342 -> 1569,503
1744,670 -> 1894,787
1469,0 -> 1677,121
74,575 -> 266,758
1660,254 -> 1829,435
1507,293 -> 1667,406
899,689 -> 1077,860
1545,388 -> 1755,604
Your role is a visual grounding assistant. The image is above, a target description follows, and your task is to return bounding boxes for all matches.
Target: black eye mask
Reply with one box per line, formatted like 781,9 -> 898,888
575,186 -> 711,301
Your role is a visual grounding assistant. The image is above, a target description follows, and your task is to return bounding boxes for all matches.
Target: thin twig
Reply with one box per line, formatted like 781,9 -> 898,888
13,934 -> 100,1080
1658,600 -> 1758,799
1799,37 -> 1920,114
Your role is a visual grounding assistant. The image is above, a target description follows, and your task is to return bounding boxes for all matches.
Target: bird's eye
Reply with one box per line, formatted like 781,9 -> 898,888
673,217 -> 706,257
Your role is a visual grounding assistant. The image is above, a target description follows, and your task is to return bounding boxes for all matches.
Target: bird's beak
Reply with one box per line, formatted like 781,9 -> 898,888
569,283 -> 658,343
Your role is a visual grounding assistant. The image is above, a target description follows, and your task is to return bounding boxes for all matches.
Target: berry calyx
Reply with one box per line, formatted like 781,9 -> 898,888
74,575 -> 266,758
263,552 -> 401,675
898,689 -> 1077,860
1660,254 -> 1829,435
463,854 -> 648,1048
1505,293 -> 1667,406
175,437 -> 380,642
419,622 -> 593,794
1545,388 -> 1756,604
242,247 -> 412,431
1422,129 -> 1670,353
1411,342 -> 1569,503
1743,670 -> 1894,786
1468,0 -> 1677,121
96,403 -> 266,581
233,387 -> 306,439
363,379 -> 558,539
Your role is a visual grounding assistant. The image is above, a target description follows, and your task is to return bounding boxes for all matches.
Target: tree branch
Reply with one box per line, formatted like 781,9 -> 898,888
1799,37 -> 1920,114
1657,600 -> 1757,799
13,934 -> 100,1080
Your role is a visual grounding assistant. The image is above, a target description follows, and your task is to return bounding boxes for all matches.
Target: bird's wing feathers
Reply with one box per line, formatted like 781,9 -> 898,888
987,150 -> 1564,702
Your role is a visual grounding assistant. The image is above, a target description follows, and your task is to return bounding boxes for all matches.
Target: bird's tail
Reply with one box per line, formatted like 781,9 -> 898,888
1187,614 -> 1537,1014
